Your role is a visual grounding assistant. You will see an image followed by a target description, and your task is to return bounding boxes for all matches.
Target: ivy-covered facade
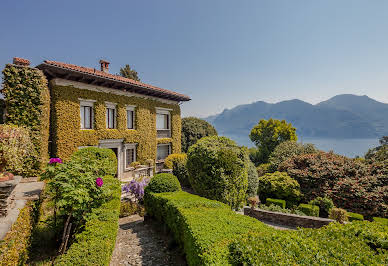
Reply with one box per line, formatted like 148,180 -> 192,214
2,58 -> 190,179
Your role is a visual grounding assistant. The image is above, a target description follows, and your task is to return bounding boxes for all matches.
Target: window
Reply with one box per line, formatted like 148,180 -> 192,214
79,99 -> 95,129
105,102 -> 117,129
156,113 -> 169,130
125,144 -> 137,169
126,105 -> 135,129
156,108 -> 171,138
157,144 -> 170,161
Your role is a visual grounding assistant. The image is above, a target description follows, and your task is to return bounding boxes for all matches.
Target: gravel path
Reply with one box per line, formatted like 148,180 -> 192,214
110,215 -> 185,266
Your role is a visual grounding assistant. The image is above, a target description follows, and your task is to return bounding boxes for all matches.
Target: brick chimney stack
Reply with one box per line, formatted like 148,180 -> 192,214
99,60 -> 110,73
13,57 -> 30,66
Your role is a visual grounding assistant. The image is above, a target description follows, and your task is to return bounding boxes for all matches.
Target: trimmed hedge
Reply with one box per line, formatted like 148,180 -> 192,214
347,212 -> 364,222
71,147 -> 118,176
144,191 -> 271,265
144,173 -> 181,194
0,202 -> 36,265
55,176 -> 121,265
373,217 -> 388,225
265,198 -> 286,209
297,204 -> 319,217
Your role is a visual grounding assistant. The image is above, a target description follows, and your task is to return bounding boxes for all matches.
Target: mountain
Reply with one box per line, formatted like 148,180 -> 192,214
205,94 -> 388,139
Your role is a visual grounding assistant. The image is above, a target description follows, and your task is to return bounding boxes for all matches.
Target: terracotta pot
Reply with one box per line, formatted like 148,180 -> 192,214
5,172 -> 14,180
0,175 -> 9,182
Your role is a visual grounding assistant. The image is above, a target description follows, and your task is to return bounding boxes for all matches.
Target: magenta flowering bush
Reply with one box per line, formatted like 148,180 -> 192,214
49,157 -> 63,164
122,178 -> 150,202
96,177 -> 103,187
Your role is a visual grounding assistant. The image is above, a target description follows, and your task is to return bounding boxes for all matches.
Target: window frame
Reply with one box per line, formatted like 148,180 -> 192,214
126,105 -> 136,130
105,102 -> 117,129
156,143 -> 171,161
79,99 -> 96,130
124,143 -> 137,170
156,107 -> 172,138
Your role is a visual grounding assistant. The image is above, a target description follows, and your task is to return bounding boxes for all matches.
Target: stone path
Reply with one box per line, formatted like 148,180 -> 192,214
110,215 -> 186,266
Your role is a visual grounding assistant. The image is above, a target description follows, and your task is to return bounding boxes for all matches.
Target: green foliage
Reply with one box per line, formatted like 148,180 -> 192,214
120,201 -> 145,217
297,203 -> 319,217
181,117 -> 217,153
0,124 -> 37,175
365,136 -> 388,161
249,118 -> 297,163
164,153 -> 186,169
265,198 -> 286,209
246,161 -> 259,198
172,157 -> 190,187
119,64 -> 140,81
71,147 -> 118,176
55,176 -> 121,266
144,173 -> 181,194
229,222 -> 388,265
186,136 -> 249,209
0,202 -> 36,265
329,208 -> 348,223
347,212 -> 364,222
309,196 -> 335,218
248,147 -> 266,166
144,191 -> 271,265
258,171 -> 301,207
0,98 -> 4,124
1,64 -> 50,174
269,140 -> 317,171
373,217 -> 388,225
256,163 -> 271,177
259,204 -> 306,216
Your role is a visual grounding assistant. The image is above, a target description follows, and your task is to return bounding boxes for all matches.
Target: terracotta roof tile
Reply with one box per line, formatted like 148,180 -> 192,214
43,60 -> 190,101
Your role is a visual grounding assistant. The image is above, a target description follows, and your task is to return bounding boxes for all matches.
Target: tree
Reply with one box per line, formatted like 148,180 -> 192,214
365,136 -> 388,161
181,117 -> 217,153
249,119 -> 297,163
119,64 -> 140,81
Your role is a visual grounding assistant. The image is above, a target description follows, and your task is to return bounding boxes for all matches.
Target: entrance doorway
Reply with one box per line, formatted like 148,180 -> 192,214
98,139 -> 124,179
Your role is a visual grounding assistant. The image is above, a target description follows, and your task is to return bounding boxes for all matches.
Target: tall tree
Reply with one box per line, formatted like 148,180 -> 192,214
181,117 -> 217,153
119,64 -> 140,81
249,118 -> 297,164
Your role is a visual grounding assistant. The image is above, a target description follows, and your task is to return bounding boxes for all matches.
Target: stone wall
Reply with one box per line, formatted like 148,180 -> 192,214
244,207 -> 334,229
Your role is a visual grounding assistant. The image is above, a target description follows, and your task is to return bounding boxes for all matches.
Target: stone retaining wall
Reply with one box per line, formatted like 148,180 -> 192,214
244,207 -> 334,229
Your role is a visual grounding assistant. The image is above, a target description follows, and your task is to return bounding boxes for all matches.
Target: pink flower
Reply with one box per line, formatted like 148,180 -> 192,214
49,158 -> 63,164
96,177 -> 103,187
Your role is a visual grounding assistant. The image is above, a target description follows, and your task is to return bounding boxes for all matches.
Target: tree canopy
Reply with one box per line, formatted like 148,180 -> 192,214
119,64 -> 140,81
249,119 -> 297,163
181,117 -> 218,153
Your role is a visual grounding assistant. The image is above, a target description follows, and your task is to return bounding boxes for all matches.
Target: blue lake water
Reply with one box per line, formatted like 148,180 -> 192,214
223,134 -> 380,158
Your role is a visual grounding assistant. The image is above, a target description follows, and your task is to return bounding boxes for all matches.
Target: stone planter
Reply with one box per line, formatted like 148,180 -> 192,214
0,176 -> 21,217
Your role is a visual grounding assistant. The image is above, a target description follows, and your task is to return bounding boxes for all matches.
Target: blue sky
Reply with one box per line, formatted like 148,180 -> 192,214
1,0 -> 387,117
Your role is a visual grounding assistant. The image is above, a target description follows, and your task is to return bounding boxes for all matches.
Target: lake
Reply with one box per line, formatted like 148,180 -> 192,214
223,134 -> 380,158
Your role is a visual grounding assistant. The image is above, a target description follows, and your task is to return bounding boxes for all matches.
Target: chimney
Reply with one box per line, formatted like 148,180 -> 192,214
99,59 -> 110,73
13,57 -> 30,66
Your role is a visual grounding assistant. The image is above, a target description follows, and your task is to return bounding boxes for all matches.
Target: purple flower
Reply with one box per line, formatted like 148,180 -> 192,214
49,158 -> 63,164
96,177 -> 103,187
122,178 -> 150,200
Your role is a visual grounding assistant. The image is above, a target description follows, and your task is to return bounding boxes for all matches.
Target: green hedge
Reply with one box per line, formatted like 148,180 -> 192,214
373,217 -> 388,225
348,212 -> 364,222
145,173 -> 181,194
144,191 -> 271,265
265,198 -> 286,209
55,176 -> 121,266
71,147 -> 118,176
297,203 -> 319,217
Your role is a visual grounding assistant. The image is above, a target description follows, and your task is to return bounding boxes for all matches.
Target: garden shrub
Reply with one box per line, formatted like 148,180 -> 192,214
164,153 -> 186,169
0,202 -> 37,265
0,124 -> 37,176
71,147 -> 117,176
373,217 -> 388,225
266,198 -> 286,209
347,212 -> 364,222
186,136 -> 249,209
329,208 -> 348,223
258,171 -> 301,207
246,161 -> 259,197
309,196 -> 334,218
144,173 -> 181,194
297,204 -> 319,217
259,204 -> 306,216
164,153 -> 190,186
120,200 -> 145,217
256,163 -> 271,177
181,117 -> 217,153
55,176 -> 121,265
268,140 -> 316,171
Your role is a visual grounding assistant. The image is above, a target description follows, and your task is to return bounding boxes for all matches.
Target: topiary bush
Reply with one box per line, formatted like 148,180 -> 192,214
258,171 -> 301,207
164,153 -> 187,169
329,208 -> 348,223
71,147 -> 117,176
309,197 -> 335,218
247,161 -> 259,197
265,198 -> 286,209
0,124 -> 37,176
373,217 -> 388,225
186,136 -> 249,209
181,117 -> 217,153
144,173 -> 181,194
297,204 -> 319,217
164,153 -> 190,187
268,140 -> 316,171
347,212 -> 364,222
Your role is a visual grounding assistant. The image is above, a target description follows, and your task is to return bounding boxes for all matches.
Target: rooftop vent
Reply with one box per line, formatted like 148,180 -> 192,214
99,59 -> 110,73
13,57 -> 30,66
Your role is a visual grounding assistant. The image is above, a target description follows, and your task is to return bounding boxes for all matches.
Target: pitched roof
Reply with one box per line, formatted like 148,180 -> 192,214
37,60 -> 191,102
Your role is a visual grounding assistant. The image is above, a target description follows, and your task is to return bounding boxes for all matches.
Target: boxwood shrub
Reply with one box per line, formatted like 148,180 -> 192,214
347,212 -> 364,222
265,198 -> 286,209
55,176 -> 121,266
144,173 -> 181,194
297,203 -> 319,217
373,217 -> 388,225
71,147 -> 117,176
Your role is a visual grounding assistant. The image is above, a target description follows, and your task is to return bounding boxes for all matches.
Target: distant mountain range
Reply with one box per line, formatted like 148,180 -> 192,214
205,94 -> 388,139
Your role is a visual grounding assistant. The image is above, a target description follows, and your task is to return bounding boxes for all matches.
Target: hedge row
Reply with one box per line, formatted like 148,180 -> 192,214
55,176 -> 121,265
145,191 -> 388,265
0,202 -> 37,265
144,191 -> 271,265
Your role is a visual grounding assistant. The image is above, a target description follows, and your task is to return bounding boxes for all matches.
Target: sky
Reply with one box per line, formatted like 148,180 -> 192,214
1,0 -> 388,117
